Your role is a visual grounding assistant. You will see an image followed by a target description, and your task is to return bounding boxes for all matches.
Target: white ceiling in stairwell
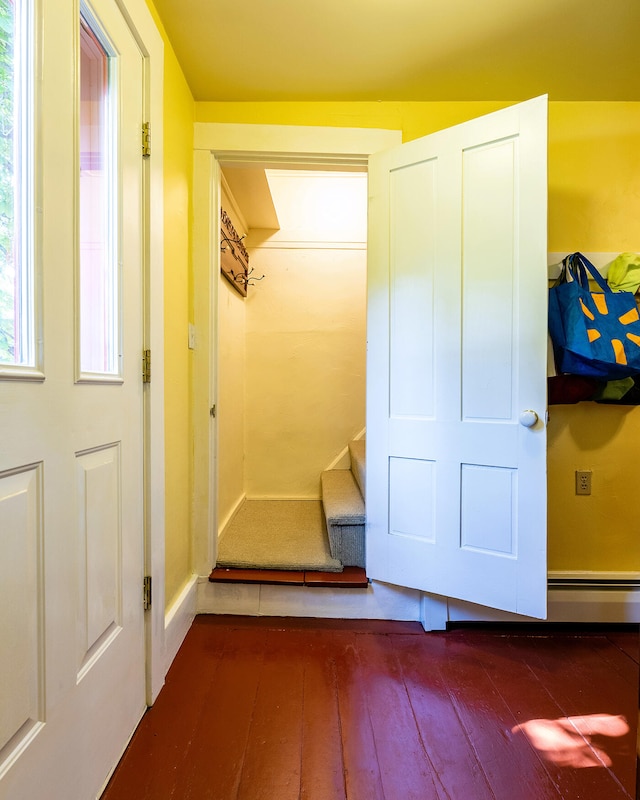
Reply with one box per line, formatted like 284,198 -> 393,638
263,171 -> 367,242
223,168 -> 368,243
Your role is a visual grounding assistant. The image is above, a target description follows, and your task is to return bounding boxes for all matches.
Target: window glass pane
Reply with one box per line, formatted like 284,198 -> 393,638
0,0 -> 33,368
79,16 -> 118,376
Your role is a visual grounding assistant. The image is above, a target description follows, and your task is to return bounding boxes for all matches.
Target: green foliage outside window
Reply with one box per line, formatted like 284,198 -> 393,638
0,0 -> 15,363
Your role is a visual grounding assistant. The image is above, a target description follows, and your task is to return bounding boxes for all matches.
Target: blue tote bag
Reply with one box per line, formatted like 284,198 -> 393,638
548,252 -> 640,380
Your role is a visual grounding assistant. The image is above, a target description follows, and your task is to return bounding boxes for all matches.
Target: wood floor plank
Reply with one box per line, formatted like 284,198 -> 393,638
101,619 -> 230,800
466,631 -> 634,800
521,634 -> 637,797
353,632 -> 444,800
432,632 -> 563,799
333,631 -> 386,800
177,626 -> 269,800
209,567 -> 305,585
585,633 -> 640,689
606,630 -> 640,665
235,628 -> 306,800
392,633 -> 496,800
300,630 -> 349,800
303,567 -> 369,588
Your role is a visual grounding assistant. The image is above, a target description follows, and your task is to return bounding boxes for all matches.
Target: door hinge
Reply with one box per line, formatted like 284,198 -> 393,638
210,404 -> 216,418
142,349 -> 151,383
142,121 -> 151,158
143,575 -> 152,611
142,575 -> 151,611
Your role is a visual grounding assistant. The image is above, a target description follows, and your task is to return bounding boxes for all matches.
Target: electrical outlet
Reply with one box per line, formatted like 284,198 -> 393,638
575,470 -> 592,496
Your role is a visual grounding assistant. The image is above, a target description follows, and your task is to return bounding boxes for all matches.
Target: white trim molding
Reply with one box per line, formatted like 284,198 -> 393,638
164,575 -> 198,676
194,123 -> 401,167
196,573 -> 640,629
116,0 -> 166,705
197,577 -> 421,621
192,125 -> 401,595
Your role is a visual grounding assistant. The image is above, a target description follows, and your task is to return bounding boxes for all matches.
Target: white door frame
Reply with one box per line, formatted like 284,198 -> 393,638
192,124 -> 401,579
112,0 -> 166,704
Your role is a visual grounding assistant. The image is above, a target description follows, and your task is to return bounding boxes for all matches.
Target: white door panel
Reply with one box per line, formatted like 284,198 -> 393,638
0,1 -> 146,797
367,96 -> 548,618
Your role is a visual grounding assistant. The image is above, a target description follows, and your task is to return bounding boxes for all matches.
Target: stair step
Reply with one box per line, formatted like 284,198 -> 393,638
321,469 -> 365,568
321,469 -> 365,525
348,438 -> 365,500
208,566 -> 368,588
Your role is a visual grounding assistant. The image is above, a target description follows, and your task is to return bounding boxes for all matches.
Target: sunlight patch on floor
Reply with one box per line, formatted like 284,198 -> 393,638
512,713 -> 630,768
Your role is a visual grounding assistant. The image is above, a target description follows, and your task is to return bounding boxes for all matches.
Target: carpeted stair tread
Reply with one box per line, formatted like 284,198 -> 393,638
321,469 -> 366,568
348,439 -> 365,500
321,469 -> 365,526
217,499 -> 343,572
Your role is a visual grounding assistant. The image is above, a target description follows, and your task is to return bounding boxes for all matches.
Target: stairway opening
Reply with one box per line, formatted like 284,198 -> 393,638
214,167 -> 368,578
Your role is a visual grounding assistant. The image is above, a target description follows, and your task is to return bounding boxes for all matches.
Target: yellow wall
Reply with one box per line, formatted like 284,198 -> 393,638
146,1 -> 196,609
548,103 -> 640,252
217,187 -> 247,532
196,100 -> 640,574
547,103 -> 640,572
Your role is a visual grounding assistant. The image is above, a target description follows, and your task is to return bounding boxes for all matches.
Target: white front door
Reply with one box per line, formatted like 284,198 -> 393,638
0,1 -> 146,797
367,96 -> 548,618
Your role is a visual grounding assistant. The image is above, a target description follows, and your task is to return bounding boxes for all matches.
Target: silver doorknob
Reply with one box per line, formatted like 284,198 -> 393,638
519,410 -> 538,428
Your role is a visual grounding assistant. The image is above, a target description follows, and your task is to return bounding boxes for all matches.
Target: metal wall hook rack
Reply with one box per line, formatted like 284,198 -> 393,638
220,232 -> 247,255
220,207 -> 262,297
229,267 -> 265,287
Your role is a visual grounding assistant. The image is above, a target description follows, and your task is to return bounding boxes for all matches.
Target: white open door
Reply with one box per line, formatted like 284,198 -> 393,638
0,1 -> 148,797
366,96 -> 548,618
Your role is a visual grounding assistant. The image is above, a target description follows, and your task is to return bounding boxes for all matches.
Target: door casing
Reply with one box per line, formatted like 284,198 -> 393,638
191,125 -> 401,578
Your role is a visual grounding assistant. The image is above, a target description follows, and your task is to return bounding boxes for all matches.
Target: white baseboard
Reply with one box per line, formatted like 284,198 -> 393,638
246,495 -> 319,501
325,427 -> 366,472
163,574 -> 198,676
197,576 -> 421,621
195,573 -> 639,630
218,493 -> 246,539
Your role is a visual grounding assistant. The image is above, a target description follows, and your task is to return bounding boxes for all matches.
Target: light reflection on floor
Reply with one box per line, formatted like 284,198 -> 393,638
512,714 -> 630,768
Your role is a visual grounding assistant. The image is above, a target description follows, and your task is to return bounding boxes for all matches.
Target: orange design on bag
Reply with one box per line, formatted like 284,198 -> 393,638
619,307 -> 639,325
579,298 -> 595,320
577,286 -> 640,365
591,294 -> 609,315
611,339 -> 627,365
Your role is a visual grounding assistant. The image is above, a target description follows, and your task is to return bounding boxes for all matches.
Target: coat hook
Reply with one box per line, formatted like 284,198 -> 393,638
230,267 -> 265,287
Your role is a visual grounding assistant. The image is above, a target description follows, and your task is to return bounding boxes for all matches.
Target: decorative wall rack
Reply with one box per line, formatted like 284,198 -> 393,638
220,208 -> 250,296
220,209 -> 265,296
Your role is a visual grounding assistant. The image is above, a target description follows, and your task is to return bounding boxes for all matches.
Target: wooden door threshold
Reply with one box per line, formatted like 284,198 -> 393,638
209,565 -> 368,588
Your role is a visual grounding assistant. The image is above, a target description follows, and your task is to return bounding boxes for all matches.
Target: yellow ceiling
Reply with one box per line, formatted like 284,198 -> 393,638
151,0 -> 639,102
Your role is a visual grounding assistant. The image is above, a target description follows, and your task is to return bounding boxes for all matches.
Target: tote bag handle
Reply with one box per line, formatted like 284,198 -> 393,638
565,252 -> 610,293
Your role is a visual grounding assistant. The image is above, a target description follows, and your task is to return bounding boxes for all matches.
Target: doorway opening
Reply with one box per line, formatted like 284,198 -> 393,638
214,166 -> 368,576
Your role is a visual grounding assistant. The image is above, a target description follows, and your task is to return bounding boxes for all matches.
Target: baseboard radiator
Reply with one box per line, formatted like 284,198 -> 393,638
546,573 -> 640,624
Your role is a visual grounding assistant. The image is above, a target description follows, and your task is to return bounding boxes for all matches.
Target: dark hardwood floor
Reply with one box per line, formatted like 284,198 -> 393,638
102,616 -> 639,800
